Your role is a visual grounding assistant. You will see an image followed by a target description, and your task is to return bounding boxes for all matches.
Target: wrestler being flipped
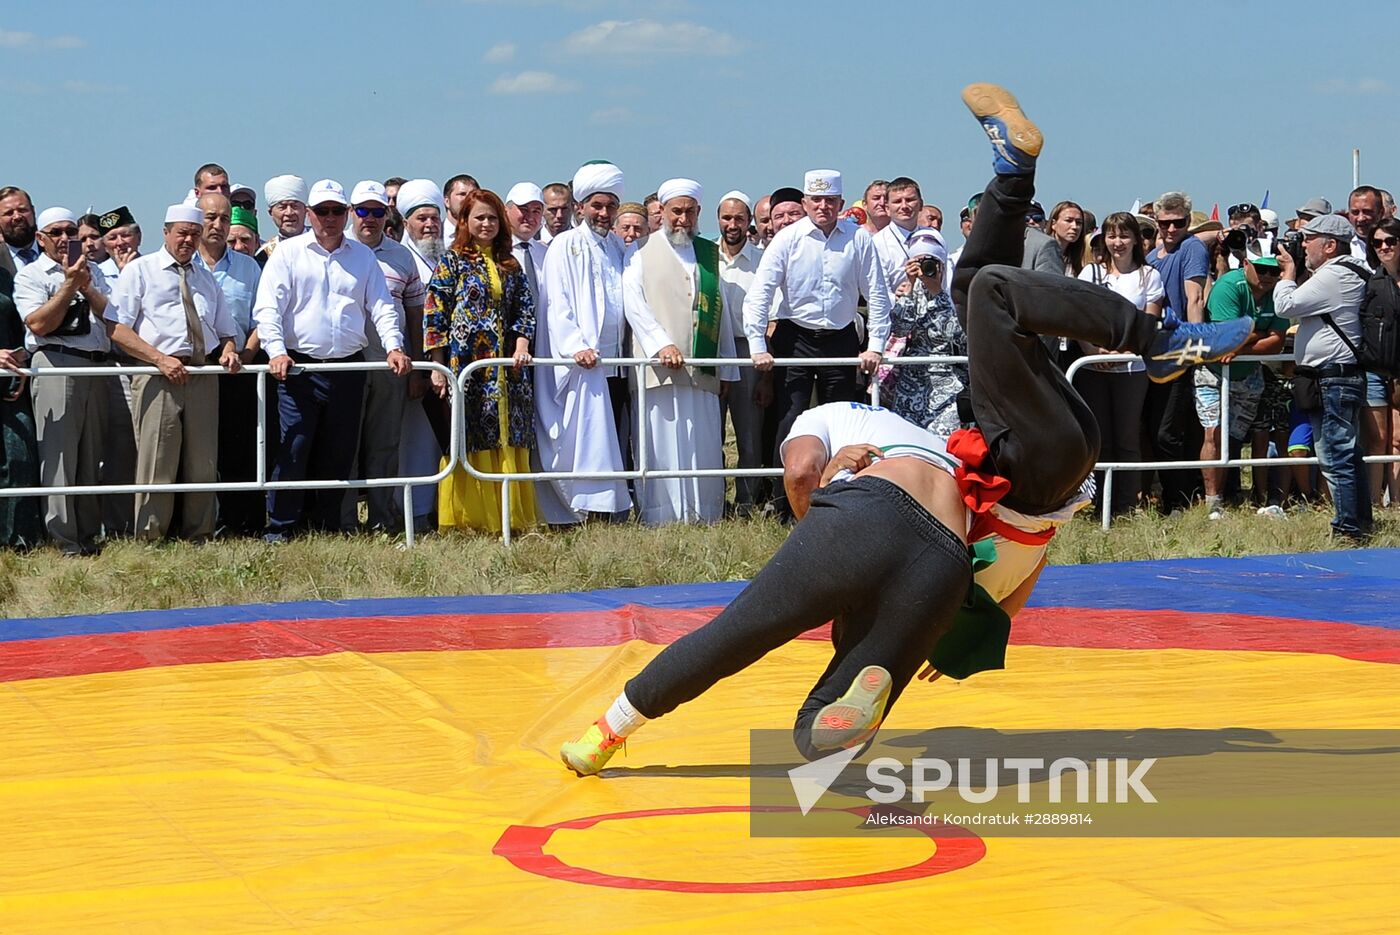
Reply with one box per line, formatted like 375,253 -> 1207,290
561,83 -> 1255,775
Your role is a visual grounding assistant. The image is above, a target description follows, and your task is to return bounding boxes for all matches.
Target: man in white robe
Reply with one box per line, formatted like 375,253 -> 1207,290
537,163 -> 632,520
622,179 -> 739,526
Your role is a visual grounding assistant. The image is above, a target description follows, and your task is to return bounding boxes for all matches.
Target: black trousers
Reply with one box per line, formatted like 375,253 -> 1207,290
769,319 -> 863,465
625,476 -> 970,760
216,350 -> 277,535
951,173 -> 1160,515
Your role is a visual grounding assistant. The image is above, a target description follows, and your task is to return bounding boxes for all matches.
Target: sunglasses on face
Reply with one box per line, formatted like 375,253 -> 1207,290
1373,236 -> 1400,249
312,204 -> 348,217
1157,217 -> 1189,229
43,226 -> 79,238
354,206 -> 387,218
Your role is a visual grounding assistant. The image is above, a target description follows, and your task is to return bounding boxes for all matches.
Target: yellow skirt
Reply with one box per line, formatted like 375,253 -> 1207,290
437,447 -> 539,534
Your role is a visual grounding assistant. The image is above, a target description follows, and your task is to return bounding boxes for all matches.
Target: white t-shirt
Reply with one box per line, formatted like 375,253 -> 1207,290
1076,263 -> 1164,372
781,401 -> 1091,603
781,402 -> 960,480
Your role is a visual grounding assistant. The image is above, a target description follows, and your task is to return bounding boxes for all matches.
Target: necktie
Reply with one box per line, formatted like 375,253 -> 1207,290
519,243 -> 539,303
17,245 -> 38,265
177,264 -> 207,361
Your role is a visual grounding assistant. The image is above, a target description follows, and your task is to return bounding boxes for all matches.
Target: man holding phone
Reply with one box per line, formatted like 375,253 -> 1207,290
11,207 -> 113,554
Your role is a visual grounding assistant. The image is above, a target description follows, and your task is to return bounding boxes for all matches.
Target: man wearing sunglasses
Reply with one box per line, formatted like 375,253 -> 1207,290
340,180 -> 426,533
252,179 -> 411,542
11,208 -> 113,554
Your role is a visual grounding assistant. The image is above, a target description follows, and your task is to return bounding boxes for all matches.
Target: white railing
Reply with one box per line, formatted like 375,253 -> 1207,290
0,360 -> 460,548
5,352 -> 1393,546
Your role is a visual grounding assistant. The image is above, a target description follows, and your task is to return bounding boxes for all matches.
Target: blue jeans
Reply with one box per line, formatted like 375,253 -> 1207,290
1310,374 -> 1371,538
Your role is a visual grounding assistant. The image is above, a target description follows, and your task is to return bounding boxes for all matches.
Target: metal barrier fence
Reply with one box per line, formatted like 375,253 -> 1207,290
7,353 -> 1398,546
0,361 -> 461,549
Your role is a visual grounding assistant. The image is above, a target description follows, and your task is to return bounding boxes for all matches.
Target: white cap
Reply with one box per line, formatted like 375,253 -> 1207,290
1259,207 -> 1279,231
906,227 -> 948,264
308,179 -> 347,206
719,190 -> 752,210
506,182 -> 544,207
182,188 -> 199,207
264,174 -> 308,207
230,183 -> 255,199
657,178 -> 702,205
804,169 -> 842,197
36,207 -> 77,230
350,180 -> 389,206
164,204 -> 205,226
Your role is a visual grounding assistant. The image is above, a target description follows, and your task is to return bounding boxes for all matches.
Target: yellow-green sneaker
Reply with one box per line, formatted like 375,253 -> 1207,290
810,665 -> 892,752
560,721 -> 626,776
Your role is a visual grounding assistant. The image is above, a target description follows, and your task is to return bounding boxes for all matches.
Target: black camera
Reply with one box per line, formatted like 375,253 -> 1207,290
1276,229 -> 1307,269
918,256 -> 942,278
1222,225 -> 1255,252
53,294 -> 92,337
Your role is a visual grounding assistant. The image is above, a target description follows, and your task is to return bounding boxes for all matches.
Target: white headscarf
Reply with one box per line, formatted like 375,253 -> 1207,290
572,163 -> 624,203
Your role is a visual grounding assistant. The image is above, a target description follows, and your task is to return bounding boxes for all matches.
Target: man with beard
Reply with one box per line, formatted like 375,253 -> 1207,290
255,175 -> 308,267
536,163 -> 632,522
395,178 -> 451,530
194,193 -> 265,535
540,182 -> 572,245
621,179 -> 739,525
0,187 -> 39,275
715,190 -> 766,514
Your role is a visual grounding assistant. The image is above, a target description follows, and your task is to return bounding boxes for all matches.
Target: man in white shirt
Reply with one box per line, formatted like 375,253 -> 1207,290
873,176 -> 945,303
106,205 -> 241,543
1348,186 -> 1383,269
342,180 -> 426,533
540,182 -> 573,245
742,169 -> 891,515
195,193 -> 265,535
441,174 -> 478,244
622,179 -> 739,526
96,206 -> 142,281
253,179 -> 411,541
537,162 -> 632,522
12,207 -> 113,554
715,190 -> 766,513
0,187 -> 39,276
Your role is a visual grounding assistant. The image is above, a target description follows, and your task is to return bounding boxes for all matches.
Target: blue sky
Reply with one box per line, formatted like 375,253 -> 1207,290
4,1 -> 1397,239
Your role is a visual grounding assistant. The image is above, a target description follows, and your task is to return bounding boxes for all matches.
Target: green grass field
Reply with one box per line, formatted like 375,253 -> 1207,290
2,502 -> 1392,618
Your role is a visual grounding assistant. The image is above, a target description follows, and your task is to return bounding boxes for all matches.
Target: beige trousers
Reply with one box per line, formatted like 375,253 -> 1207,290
130,372 -> 219,541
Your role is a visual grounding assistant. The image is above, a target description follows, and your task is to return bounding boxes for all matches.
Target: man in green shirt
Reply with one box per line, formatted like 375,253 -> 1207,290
1196,254 -> 1288,516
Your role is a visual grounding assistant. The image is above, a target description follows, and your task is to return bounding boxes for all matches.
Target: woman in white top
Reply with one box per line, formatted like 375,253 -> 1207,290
1076,212 -> 1164,513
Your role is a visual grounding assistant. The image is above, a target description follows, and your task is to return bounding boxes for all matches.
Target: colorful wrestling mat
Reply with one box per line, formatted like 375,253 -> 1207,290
2,549 -> 1398,932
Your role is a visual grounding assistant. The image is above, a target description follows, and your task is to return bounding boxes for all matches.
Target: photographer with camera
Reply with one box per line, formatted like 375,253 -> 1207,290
1275,213 -> 1372,540
11,208 -> 113,555
884,229 -> 966,436
1220,202 -> 1272,271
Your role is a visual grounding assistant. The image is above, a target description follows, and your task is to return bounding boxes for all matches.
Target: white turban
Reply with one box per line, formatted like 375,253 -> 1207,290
36,207 -> 77,230
506,182 -> 543,206
657,178 -> 702,205
182,188 -> 199,207
264,174 -> 308,207
572,162 -> 624,203
164,204 -> 205,226
396,178 -> 445,220
719,189 -> 752,210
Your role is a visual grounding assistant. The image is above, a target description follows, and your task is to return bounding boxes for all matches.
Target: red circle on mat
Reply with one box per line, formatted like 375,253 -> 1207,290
492,805 -> 985,893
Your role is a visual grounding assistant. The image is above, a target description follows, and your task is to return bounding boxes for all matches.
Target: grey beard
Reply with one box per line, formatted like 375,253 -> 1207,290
664,224 -> 696,248
587,218 -> 612,237
414,236 -> 444,262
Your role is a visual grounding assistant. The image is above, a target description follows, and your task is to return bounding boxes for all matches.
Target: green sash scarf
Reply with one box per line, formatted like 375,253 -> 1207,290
691,237 -> 723,376
926,538 -> 1014,681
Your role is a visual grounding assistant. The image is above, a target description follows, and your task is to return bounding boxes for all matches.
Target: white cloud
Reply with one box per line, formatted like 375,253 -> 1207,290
564,19 -> 739,57
0,77 -> 123,95
490,70 -> 577,95
590,107 -> 633,125
1315,77 -> 1392,96
0,29 -> 85,49
484,41 -> 516,63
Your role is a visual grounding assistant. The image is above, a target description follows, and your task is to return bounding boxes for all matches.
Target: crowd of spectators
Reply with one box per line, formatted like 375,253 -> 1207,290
1,162 -> 1395,552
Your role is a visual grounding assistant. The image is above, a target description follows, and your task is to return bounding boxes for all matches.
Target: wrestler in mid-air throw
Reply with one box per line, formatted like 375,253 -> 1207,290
560,83 -> 1254,775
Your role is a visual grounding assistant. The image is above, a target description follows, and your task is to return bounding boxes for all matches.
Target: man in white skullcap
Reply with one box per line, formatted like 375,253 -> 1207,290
714,189 -> 766,513
255,174 -> 308,267
742,168 -> 891,517
341,180 -> 427,533
537,162 -> 632,522
12,207 -> 114,553
621,178 -> 739,525
105,204 -> 241,543
393,177 -> 451,530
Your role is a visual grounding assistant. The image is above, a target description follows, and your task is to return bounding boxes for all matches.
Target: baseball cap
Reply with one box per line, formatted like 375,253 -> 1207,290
308,179 -> 348,207
350,180 -> 389,206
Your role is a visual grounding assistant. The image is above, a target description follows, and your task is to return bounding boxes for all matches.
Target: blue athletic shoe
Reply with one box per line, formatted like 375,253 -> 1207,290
1143,317 -> 1255,384
962,83 -> 1042,176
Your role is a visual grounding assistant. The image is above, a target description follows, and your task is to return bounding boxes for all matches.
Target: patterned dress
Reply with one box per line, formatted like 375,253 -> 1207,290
424,248 -> 538,532
888,283 -> 968,436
